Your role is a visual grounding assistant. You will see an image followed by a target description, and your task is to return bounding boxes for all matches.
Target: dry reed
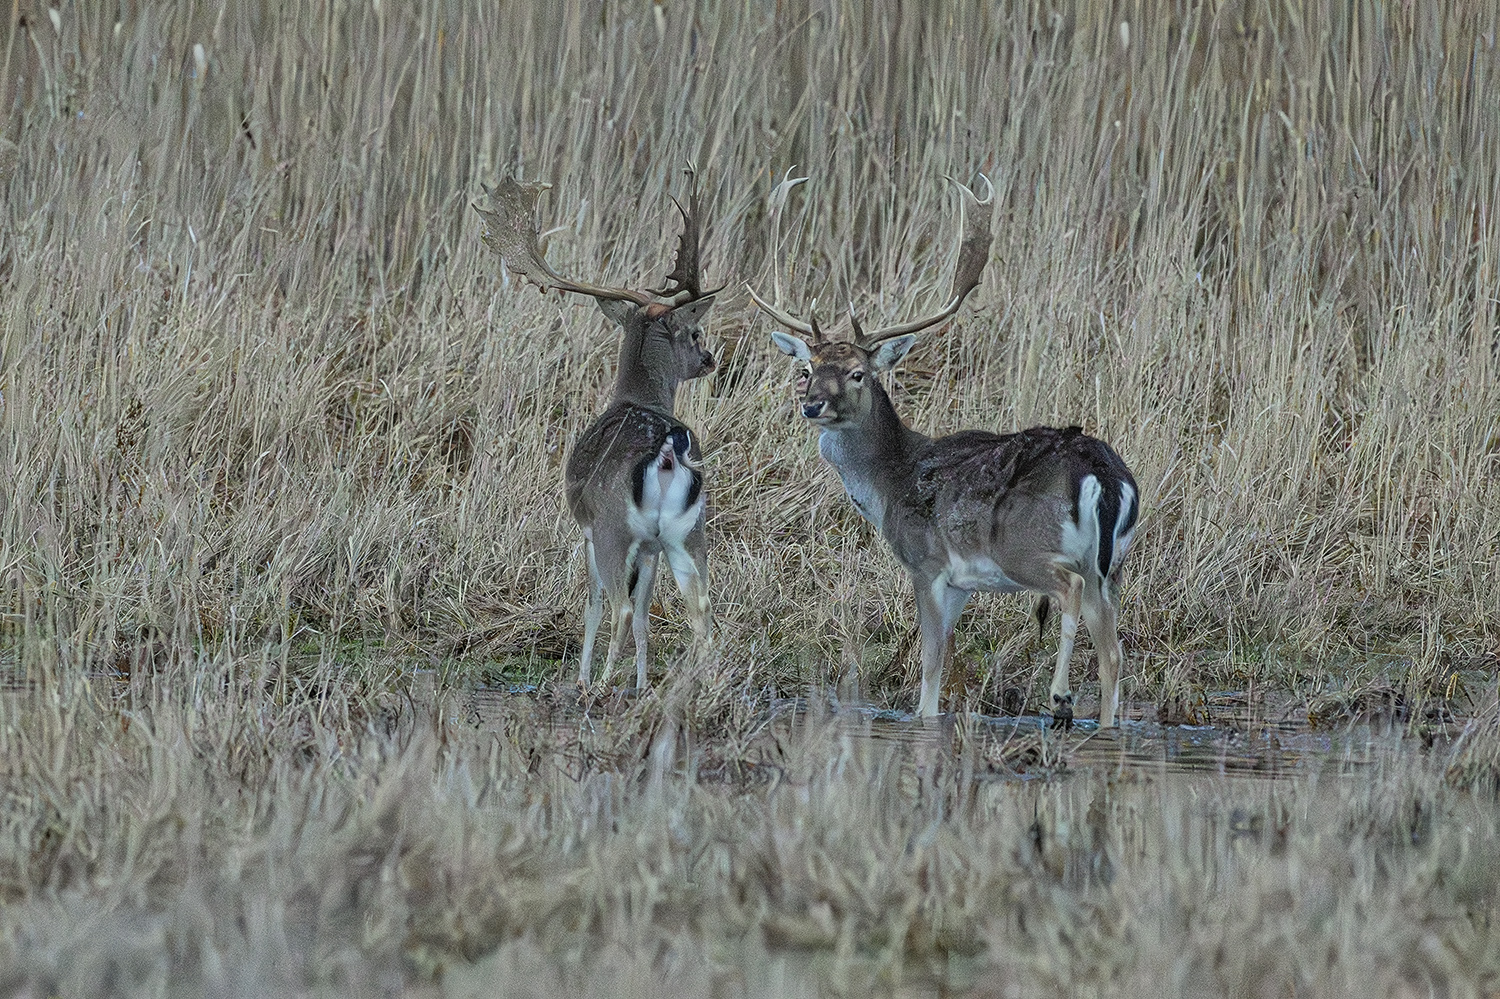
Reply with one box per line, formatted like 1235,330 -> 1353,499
2,0 -> 1499,993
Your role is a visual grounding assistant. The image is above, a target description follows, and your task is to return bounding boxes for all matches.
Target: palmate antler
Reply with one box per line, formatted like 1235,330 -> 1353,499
651,165 -> 723,305
474,178 -> 653,305
473,167 -> 718,309
747,173 -> 995,345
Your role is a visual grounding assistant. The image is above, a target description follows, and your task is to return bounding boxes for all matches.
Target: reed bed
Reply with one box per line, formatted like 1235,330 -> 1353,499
4,0 -> 1496,703
2,0 -> 1499,992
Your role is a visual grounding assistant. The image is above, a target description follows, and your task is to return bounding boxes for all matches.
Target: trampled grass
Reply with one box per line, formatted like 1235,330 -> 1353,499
2,0 -> 1499,993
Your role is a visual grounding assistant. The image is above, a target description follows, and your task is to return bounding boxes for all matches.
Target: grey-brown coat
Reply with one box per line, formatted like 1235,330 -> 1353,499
755,175 -> 1139,725
475,171 -> 717,690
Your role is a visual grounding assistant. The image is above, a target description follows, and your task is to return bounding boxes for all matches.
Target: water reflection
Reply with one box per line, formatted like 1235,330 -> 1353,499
465,682 -> 1438,784
832,699 -> 1421,780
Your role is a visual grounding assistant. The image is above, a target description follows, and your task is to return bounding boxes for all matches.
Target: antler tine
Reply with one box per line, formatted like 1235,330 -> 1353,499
746,284 -> 817,337
473,177 -> 652,306
746,166 -> 818,338
861,173 -> 995,345
650,163 -> 723,305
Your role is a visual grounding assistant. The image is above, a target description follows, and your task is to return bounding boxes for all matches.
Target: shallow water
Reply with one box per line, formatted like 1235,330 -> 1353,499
6,667 -> 1449,785
850,705 -> 1416,778
464,682 -> 1450,784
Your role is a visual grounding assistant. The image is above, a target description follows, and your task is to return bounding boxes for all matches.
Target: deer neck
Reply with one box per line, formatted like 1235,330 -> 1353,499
611,327 -> 679,413
817,379 -> 928,531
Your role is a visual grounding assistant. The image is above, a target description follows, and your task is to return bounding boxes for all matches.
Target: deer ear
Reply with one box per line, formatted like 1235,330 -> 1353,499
666,295 -> 716,329
770,330 -> 812,361
595,299 -> 638,326
870,334 -> 917,371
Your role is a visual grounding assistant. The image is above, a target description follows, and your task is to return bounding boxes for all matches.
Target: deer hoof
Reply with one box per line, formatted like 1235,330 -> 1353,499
1051,692 -> 1074,730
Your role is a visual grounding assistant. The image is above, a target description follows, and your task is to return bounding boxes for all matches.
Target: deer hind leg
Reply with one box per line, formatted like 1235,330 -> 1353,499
600,599 -> 631,690
629,553 -> 660,691
1080,583 -> 1123,727
596,539 -> 645,690
664,528 -> 712,651
915,576 -> 971,718
578,533 -> 607,689
582,528 -> 632,690
1048,571 -> 1086,728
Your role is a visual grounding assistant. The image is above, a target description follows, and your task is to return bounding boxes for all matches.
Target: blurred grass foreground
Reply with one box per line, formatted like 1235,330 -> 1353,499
2,1 -> 1499,995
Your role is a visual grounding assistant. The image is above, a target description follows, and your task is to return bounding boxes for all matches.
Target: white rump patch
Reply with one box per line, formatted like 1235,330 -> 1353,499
627,439 -> 705,552
1111,481 -> 1137,572
1058,474 -> 1103,578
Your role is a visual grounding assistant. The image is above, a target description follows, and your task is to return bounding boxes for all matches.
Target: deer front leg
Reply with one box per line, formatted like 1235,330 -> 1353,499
600,602 -> 630,690
914,574 -> 971,718
1049,571 -> 1085,728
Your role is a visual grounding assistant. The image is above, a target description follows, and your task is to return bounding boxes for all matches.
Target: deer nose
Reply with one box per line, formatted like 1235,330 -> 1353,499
802,401 -> 825,419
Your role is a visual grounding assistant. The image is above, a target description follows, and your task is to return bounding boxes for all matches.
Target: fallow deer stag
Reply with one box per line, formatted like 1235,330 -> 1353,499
474,169 -> 718,691
750,175 -> 1138,726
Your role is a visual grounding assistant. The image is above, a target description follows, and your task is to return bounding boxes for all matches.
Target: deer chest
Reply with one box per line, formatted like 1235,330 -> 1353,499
820,433 -> 886,531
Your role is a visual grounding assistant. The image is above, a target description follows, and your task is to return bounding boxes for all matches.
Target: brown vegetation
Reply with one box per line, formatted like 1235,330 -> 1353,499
2,0 -> 1499,993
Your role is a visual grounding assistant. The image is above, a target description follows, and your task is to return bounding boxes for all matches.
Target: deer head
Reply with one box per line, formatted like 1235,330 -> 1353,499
473,167 -> 719,400
752,174 -> 994,426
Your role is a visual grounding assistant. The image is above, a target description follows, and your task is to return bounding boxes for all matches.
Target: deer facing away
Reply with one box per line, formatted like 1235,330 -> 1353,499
751,175 -> 1139,726
474,171 -> 717,691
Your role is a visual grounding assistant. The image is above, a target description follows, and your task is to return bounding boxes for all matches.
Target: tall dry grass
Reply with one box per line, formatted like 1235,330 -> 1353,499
5,0 -> 1496,706
2,1 -> 1500,991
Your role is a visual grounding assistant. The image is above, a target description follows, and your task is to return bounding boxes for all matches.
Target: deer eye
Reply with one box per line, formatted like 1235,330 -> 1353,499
849,370 -> 865,383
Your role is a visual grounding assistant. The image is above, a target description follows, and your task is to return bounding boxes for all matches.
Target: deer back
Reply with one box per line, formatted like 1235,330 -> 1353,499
885,427 -> 1138,592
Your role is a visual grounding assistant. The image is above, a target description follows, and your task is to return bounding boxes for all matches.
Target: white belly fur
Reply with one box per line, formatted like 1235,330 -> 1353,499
943,551 -> 1024,593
